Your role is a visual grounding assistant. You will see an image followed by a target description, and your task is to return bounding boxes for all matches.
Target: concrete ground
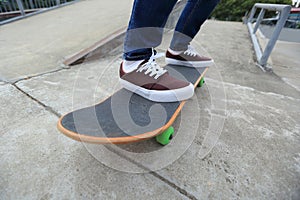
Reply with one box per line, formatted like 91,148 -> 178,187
0,0 -> 132,82
1,2 -> 300,200
258,25 -> 300,92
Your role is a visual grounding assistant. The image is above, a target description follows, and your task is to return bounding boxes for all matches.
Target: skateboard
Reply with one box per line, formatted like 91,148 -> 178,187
57,64 -> 208,145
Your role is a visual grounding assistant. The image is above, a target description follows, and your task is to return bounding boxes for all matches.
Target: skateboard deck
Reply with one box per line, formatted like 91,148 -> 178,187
57,64 -> 208,145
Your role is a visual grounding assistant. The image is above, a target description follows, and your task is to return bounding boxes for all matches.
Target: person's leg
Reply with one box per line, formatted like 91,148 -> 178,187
124,0 -> 177,61
165,0 -> 220,67
170,0 -> 220,51
120,0 -> 195,102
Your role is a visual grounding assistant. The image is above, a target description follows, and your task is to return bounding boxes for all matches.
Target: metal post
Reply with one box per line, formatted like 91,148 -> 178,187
259,6 -> 291,65
29,0 -> 34,9
248,6 -> 257,23
56,0 -> 61,6
253,9 -> 265,33
16,0 -> 25,16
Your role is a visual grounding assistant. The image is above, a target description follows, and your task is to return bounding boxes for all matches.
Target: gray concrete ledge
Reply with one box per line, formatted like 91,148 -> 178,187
0,0 -> 132,82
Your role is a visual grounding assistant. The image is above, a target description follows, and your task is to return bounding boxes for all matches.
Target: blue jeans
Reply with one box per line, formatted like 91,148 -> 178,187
124,0 -> 220,61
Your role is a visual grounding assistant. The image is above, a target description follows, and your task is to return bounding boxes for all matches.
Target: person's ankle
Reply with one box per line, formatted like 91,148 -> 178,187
167,48 -> 183,55
122,60 -> 144,73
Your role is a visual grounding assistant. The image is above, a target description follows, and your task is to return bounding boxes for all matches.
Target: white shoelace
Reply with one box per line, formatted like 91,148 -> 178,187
183,45 -> 198,57
136,50 -> 167,79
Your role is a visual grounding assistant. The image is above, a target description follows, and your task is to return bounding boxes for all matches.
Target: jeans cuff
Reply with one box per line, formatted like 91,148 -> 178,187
123,48 -> 153,61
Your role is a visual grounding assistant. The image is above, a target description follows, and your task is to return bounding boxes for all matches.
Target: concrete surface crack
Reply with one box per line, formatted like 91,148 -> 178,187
105,146 -> 198,200
206,77 -> 300,101
12,83 -> 61,118
13,68 -> 70,84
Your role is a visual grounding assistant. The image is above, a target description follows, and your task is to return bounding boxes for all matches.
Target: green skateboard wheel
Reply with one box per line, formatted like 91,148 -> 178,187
156,126 -> 174,145
197,77 -> 205,87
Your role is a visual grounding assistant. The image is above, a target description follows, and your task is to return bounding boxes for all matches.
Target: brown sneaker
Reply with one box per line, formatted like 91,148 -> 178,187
166,45 -> 214,68
119,56 -> 194,102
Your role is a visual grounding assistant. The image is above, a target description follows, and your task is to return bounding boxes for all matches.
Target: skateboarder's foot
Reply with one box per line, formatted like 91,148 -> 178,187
120,51 -> 194,102
165,45 -> 214,68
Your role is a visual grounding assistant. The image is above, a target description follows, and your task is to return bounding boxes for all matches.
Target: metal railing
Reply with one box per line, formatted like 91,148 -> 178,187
0,0 -> 77,25
246,3 -> 291,70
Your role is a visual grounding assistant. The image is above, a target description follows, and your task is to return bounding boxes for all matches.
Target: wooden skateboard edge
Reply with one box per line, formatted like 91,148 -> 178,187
57,67 -> 208,144
57,102 -> 185,144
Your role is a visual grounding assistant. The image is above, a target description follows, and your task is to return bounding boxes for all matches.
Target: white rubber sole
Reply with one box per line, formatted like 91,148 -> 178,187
119,78 -> 194,102
165,57 -> 214,68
